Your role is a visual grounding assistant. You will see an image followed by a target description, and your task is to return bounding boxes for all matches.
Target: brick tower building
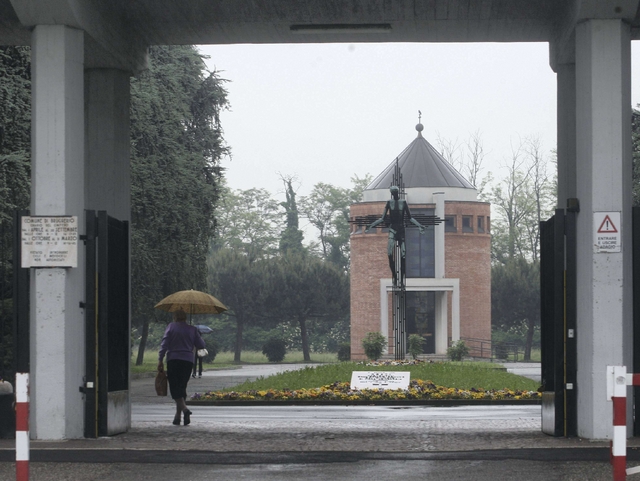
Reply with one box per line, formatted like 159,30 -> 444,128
350,123 -> 491,360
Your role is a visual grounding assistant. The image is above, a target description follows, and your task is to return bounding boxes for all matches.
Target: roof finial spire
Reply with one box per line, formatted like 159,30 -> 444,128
416,110 -> 424,137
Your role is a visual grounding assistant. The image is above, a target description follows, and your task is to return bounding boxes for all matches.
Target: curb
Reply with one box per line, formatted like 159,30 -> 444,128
187,399 -> 542,406
0,447 -> 634,464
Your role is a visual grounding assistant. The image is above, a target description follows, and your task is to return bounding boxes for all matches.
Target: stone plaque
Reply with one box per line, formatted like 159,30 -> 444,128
350,371 -> 410,390
21,216 -> 78,268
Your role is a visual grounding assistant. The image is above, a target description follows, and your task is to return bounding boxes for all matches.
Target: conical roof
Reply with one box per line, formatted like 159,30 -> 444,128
366,125 -> 474,191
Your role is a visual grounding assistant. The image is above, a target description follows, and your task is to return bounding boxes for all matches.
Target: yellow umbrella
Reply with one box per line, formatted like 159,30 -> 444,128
154,289 -> 227,318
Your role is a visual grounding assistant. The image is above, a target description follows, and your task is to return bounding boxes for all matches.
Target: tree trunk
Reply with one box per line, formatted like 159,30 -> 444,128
299,317 -> 311,362
234,318 -> 244,362
524,317 -> 535,361
136,317 -> 150,366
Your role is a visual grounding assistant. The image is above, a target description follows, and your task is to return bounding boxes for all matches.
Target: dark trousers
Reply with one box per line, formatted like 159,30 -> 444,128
192,352 -> 203,377
167,359 -> 193,400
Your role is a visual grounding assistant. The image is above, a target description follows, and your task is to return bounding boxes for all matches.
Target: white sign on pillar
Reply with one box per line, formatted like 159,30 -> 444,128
593,212 -> 621,253
21,216 -> 79,267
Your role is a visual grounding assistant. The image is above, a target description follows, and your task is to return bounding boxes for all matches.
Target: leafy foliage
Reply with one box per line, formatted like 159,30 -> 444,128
491,258 -> 540,360
130,45 -> 229,363
633,108 -> 640,206
278,177 -> 305,255
337,342 -> 351,361
447,340 -> 469,361
0,46 -> 31,385
213,183 -> 282,261
361,332 -> 387,361
300,174 -> 371,270
487,136 -> 556,264
262,337 -> 287,362
408,334 -> 424,360
271,253 -> 350,362
207,248 -> 280,361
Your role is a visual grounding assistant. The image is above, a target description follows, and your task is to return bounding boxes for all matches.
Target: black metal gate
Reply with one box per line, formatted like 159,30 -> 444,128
632,207 -> 640,436
83,210 -> 130,438
540,208 -> 577,437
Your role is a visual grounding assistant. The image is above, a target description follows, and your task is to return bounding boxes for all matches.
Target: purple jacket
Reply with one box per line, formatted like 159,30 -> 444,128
158,322 -> 206,364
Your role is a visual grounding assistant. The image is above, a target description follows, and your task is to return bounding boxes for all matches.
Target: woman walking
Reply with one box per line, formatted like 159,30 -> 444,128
158,309 -> 205,425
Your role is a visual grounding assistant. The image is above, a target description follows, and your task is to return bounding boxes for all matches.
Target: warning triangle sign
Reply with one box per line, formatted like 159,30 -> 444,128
598,215 -> 618,233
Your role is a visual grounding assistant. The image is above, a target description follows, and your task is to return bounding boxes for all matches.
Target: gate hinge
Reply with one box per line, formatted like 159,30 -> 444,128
79,301 -> 86,309
79,381 -> 94,394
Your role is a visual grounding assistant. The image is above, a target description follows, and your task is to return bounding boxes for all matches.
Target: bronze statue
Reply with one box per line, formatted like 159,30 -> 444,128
366,186 -> 426,287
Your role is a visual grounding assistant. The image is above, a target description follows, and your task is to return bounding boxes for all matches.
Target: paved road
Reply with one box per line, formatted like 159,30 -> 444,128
133,403 -> 542,423
0,456 -> 627,480
5,362 -> 632,480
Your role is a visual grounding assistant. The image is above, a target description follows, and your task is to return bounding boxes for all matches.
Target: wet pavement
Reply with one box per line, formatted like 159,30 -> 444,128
1,362 -> 637,480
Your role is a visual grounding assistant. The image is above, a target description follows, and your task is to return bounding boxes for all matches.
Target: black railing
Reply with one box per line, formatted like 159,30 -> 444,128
458,337 -> 532,363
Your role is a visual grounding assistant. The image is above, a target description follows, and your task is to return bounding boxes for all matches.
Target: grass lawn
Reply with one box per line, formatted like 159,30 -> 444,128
224,361 -> 540,393
131,349 -> 338,374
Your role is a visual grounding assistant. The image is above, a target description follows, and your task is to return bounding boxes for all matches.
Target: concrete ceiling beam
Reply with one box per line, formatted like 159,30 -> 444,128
8,0 -> 147,73
550,0 -> 640,70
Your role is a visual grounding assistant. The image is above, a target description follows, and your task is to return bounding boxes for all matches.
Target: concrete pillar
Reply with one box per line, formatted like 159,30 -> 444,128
85,69 -> 131,221
30,25 -> 85,439
433,192 -> 447,354
435,291 -> 447,354
433,192 -> 445,278
574,19 -> 633,439
556,63 -> 577,208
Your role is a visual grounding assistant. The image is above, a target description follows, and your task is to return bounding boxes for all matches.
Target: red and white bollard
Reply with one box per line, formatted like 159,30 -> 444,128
15,372 -> 29,481
607,366 -> 640,480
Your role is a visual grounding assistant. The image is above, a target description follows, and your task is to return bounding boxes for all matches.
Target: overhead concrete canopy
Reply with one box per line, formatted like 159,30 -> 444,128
2,1 -> 640,70
2,0 -> 640,444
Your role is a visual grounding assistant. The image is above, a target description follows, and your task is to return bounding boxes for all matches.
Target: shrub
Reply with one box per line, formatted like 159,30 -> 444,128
262,338 -> 287,362
493,341 -> 509,360
447,340 -> 469,362
202,340 -> 219,363
337,342 -> 351,362
407,334 -> 424,360
361,332 -> 386,361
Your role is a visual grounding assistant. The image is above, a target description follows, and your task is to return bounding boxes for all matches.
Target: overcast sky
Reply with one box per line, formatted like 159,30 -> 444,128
199,41 -> 640,199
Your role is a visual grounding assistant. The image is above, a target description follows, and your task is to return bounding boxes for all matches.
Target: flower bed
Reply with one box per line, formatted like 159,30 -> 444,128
191,379 -> 541,403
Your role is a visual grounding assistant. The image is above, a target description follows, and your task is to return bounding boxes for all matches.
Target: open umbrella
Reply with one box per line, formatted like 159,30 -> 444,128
196,325 -> 214,334
154,289 -> 227,321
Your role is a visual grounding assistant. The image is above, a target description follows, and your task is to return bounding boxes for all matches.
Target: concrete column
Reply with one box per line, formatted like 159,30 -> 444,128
451,285 -> 460,342
433,192 -> 446,353
575,19 -> 633,439
556,63 -> 577,208
30,25 -> 85,439
85,69 -> 131,220
435,292 -> 447,354
433,192 -> 445,278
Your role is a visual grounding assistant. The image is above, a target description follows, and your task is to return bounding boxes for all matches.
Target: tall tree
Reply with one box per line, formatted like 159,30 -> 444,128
0,46 -> 31,223
301,174 -> 371,270
491,258 -> 540,360
435,130 -> 486,190
131,45 -> 229,364
278,176 -> 305,255
488,135 -> 555,357
272,254 -> 349,361
0,46 -> 31,385
489,136 -> 556,264
212,182 -> 281,261
632,108 -> 640,206
207,248 -> 279,361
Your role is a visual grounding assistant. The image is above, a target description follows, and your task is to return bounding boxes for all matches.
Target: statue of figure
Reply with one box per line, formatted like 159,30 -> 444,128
366,186 -> 426,287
